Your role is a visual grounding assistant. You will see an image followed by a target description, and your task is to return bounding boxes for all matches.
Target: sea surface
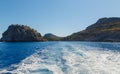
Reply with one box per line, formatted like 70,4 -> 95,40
0,41 -> 120,74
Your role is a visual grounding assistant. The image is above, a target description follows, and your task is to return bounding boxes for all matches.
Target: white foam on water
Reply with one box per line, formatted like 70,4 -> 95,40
8,47 -> 64,74
62,45 -> 120,74
1,43 -> 120,74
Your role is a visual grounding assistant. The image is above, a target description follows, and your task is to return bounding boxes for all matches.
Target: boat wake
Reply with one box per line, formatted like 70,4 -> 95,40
0,42 -> 120,74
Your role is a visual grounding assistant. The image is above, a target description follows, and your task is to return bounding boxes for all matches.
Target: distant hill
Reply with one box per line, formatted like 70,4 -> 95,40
1,24 -> 46,42
43,33 -> 62,41
62,17 -> 120,42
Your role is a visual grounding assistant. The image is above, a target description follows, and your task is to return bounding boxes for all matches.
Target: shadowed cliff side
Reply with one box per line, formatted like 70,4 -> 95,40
1,24 -> 46,42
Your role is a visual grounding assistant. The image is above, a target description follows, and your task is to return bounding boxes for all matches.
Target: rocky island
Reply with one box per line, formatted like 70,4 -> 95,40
62,17 -> 120,42
0,24 -> 46,42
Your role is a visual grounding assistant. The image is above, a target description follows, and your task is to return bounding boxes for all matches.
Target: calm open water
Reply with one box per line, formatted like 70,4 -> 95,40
0,42 -> 120,74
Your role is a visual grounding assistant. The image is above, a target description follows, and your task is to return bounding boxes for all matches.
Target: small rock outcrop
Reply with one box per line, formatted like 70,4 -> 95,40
43,33 -> 62,41
1,24 -> 46,42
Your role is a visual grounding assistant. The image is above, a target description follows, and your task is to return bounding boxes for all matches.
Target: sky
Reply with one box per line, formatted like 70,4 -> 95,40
0,0 -> 120,37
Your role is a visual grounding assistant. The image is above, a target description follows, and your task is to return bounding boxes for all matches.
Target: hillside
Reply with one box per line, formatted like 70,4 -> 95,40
43,33 -> 62,41
62,17 -> 120,42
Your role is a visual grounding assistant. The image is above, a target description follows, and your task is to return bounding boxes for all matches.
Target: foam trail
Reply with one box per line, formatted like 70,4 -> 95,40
1,42 -> 120,74
62,45 -> 120,74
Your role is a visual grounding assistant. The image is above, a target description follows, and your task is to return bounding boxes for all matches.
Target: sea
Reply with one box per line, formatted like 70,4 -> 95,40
0,41 -> 120,74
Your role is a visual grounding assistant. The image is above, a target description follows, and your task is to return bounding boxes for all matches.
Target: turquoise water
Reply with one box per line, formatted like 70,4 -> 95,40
0,42 -> 120,74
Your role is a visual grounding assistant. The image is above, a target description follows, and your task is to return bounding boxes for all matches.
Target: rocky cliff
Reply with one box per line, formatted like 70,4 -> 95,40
1,24 -> 46,42
62,17 -> 120,42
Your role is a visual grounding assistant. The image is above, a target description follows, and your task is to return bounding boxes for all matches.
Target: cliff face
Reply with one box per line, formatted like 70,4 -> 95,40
43,33 -> 62,41
1,24 -> 46,42
63,17 -> 120,42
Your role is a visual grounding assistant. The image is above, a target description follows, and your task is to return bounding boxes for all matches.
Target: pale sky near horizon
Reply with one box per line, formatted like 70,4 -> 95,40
0,0 -> 120,37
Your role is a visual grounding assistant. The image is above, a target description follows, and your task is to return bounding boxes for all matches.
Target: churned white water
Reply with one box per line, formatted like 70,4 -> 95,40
0,42 -> 120,74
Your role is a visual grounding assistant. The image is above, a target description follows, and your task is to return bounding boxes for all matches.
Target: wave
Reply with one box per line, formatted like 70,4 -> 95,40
1,42 -> 120,74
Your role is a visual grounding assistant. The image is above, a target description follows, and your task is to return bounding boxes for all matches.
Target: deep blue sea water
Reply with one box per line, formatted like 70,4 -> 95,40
0,42 -> 120,74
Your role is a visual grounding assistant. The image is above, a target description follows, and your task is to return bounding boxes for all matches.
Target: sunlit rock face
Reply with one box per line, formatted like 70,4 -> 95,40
1,24 -> 46,42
